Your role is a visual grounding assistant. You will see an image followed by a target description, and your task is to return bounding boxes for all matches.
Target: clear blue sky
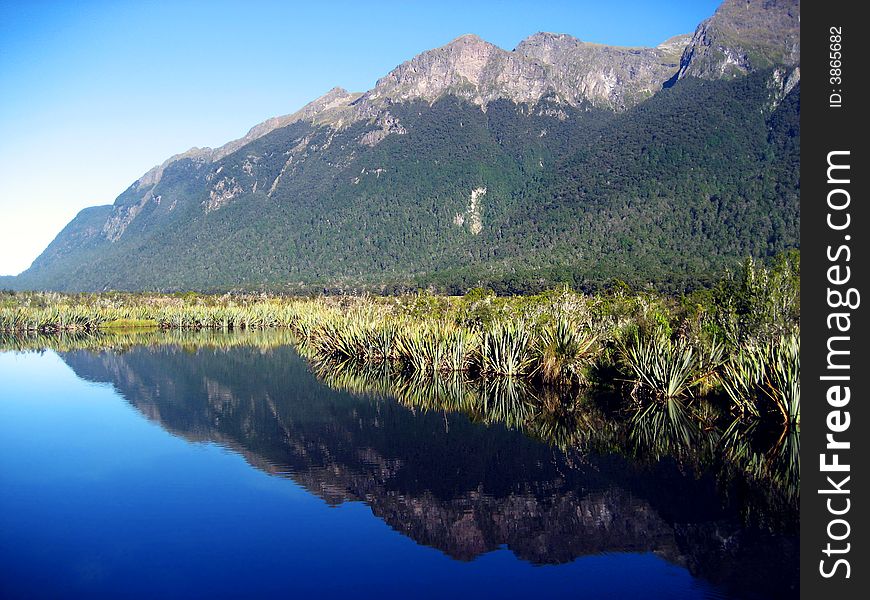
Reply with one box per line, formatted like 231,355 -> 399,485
0,0 -> 721,276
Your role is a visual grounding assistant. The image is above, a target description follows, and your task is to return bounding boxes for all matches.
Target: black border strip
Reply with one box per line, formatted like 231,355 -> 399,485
801,2 -> 868,596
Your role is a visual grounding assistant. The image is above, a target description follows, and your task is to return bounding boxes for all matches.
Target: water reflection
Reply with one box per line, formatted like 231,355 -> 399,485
630,396 -> 701,457
313,350 -> 799,510
3,331 -> 798,597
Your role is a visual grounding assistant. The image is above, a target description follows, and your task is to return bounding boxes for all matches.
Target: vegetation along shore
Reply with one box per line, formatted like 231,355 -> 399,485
2,253 -> 799,434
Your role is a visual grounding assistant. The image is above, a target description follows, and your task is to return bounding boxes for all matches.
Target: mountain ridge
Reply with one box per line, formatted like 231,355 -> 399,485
128,28 -> 695,196
10,0 -> 801,293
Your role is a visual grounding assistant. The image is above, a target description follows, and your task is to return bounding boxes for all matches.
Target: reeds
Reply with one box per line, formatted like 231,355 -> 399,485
1,318 -> 801,508
620,330 -> 723,400
479,321 -> 534,376
0,294 -> 306,333
720,334 -> 800,428
535,318 -> 597,386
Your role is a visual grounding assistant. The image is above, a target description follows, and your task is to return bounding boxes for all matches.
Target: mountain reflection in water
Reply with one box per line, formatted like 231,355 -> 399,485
11,330 -> 797,598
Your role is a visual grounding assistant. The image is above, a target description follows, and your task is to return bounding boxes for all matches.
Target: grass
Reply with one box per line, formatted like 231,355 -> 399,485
720,334 -> 800,429
620,330 -> 724,401
535,318 -> 597,386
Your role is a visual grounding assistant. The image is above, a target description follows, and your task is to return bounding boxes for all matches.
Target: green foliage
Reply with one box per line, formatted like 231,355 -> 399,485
620,330 -> 724,400
721,334 -> 800,428
708,251 -> 800,346
535,318 -> 597,386
479,321 -> 535,376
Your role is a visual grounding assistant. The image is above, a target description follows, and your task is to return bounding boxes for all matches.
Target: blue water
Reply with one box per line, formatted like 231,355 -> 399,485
0,343 -> 793,598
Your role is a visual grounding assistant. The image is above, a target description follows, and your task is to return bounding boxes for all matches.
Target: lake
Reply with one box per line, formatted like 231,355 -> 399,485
0,331 -> 798,598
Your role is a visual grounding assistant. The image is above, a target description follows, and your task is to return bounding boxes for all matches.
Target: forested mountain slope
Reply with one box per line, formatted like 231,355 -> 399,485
11,0 -> 800,293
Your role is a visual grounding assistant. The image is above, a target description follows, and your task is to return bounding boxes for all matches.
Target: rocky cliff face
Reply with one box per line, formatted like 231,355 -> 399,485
115,0 -> 802,201
118,29 -> 691,200
364,31 -> 687,112
513,32 -> 688,109
678,0 -> 800,80
109,0 -> 800,205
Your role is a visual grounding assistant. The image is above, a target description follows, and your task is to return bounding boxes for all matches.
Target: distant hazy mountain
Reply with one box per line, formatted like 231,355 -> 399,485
12,0 -> 800,293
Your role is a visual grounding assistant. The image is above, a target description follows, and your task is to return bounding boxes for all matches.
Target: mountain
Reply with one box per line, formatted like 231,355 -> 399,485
12,0 -> 800,293
678,0 -> 800,79
362,31 -> 687,111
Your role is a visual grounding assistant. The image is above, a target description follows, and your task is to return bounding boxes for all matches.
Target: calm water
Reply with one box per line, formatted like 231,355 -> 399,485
0,333 -> 798,599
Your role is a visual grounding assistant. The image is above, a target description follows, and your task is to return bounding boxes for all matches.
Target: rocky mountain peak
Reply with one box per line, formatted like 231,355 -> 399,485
136,146 -> 214,189
514,31 -> 583,56
293,86 -> 356,119
445,33 -> 487,46
130,26 -> 698,198
116,0 -> 806,217
364,33 -> 507,106
514,31 -> 689,109
678,0 -> 800,79
514,31 -> 584,62
363,29 -> 692,112
519,31 -> 577,44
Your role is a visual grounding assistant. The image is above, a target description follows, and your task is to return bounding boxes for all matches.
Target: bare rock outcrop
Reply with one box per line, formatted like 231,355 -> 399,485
677,0 -> 800,80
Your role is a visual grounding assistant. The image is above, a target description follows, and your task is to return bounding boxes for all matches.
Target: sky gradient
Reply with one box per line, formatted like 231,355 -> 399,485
0,0 -> 721,276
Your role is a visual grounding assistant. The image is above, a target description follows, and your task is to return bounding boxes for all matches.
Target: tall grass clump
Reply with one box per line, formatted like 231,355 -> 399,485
534,318 -> 597,387
479,321 -> 534,376
395,321 -> 479,373
310,318 -> 362,360
621,330 -> 723,400
721,333 -> 799,428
